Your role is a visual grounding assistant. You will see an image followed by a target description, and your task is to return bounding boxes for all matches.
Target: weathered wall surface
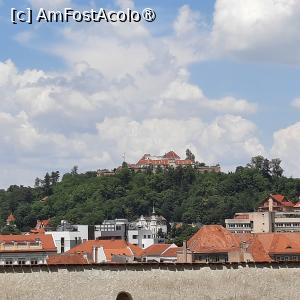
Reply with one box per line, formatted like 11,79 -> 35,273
0,264 -> 299,300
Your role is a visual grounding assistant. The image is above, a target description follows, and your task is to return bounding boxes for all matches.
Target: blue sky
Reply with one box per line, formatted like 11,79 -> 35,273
0,0 -> 300,188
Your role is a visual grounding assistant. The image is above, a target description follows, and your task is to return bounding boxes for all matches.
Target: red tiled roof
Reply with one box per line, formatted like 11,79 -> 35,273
161,246 -> 180,257
0,234 -> 56,253
237,233 -> 272,262
259,194 -> 294,208
294,201 -> 300,208
255,233 -> 300,255
143,244 -> 172,256
163,151 -> 180,159
271,194 -> 285,202
6,213 -> 16,222
67,240 -> 143,259
188,225 -> 240,253
104,248 -> 132,261
269,234 -> 300,254
47,254 -> 88,265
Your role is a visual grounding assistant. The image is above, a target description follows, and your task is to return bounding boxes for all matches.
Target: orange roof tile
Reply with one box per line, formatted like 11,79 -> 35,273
67,240 -> 143,260
0,234 -> 56,253
163,151 -> 180,159
188,225 -> 240,253
143,244 -> 172,256
237,233 -> 272,262
161,247 -> 180,257
271,194 -> 285,202
47,254 -> 88,265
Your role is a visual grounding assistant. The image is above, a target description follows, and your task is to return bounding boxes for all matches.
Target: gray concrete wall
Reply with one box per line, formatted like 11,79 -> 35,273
0,263 -> 299,300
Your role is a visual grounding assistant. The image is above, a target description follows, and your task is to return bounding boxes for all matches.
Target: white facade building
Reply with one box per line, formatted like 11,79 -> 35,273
45,220 -> 89,253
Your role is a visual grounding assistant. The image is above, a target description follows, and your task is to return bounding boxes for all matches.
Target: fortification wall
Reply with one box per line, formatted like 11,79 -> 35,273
0,263 -> 299,300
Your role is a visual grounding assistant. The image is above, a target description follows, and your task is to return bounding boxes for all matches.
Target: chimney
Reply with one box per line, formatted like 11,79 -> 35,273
93,246 -> 98,263
183,240 -> 187,263
268,197 -> 273,212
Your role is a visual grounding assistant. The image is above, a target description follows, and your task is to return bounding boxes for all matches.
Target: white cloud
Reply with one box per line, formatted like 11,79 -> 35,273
96,115 -> 265,166
210,0 -> 300,63
167,1 -> 300,65
291,98 -> 300,108
272,122 -> 300,176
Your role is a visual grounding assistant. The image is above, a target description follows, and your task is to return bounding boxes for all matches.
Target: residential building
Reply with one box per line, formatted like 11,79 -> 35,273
67,240 -> 143,263
225,194 -> 300,234
30,219 -> 51,234
95,209 -> 169,249
238,232 -> 300,262
0,234 -> 56,265
94,219 -> 128,240
142,244 -> 179,263
133,207 -> 168,238
125,151 -> 220,173
127,228 -> 156,249
45,220 -> 92,253
178,225 -> 242,263
6,213 -> 16,227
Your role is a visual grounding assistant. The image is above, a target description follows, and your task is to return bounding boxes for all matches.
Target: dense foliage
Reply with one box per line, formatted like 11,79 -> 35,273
0,156 -> 300,234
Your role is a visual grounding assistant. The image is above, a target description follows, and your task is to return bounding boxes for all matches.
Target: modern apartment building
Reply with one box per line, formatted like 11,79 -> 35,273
225,194 -> 300,234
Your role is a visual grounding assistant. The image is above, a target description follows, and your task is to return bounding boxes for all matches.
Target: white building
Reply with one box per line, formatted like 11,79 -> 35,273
45,220 -> 89,253
134,207 -> 168,238
0,234 -> 56,265
127,228 -> 157,249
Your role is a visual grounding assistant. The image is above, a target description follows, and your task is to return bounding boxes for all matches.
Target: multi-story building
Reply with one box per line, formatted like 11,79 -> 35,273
225,194 -> 300,234
94,209 -> 168,249
125,151 -> 220,173
177,224 -> 300,263
0,234 -> 56,265
94,219 -> 128,240
45,220 -> 93,253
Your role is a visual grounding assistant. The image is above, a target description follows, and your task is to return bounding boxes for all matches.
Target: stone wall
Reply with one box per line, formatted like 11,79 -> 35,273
0,263 -> 299,300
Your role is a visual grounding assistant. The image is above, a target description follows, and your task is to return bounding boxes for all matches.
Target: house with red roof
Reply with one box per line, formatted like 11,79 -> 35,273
226,194 -> 300,234
178,225 -> 243,263
0,234 -> 56,266
125,151 -> 220,173
258,194 -> 295,212
142,243 -> 179,263
6,213 -> 16,227
66,240 -> 143,263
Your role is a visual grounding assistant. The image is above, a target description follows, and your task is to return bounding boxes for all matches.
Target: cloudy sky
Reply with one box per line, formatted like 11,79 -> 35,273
0,0 -> 300,188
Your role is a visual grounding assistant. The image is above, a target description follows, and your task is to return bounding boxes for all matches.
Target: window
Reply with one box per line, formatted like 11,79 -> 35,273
31,259 -> 38,265
132,235 -> 138,239
148,235 -> 151,238
143,235 -> 146,238
61,237 -> 65,253
18,258 -> 26,265
116,225 -> 121,230
5,259 -> 13,265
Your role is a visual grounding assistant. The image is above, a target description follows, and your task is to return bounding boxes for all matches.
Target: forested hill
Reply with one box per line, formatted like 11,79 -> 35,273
0,156 -> 300,233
